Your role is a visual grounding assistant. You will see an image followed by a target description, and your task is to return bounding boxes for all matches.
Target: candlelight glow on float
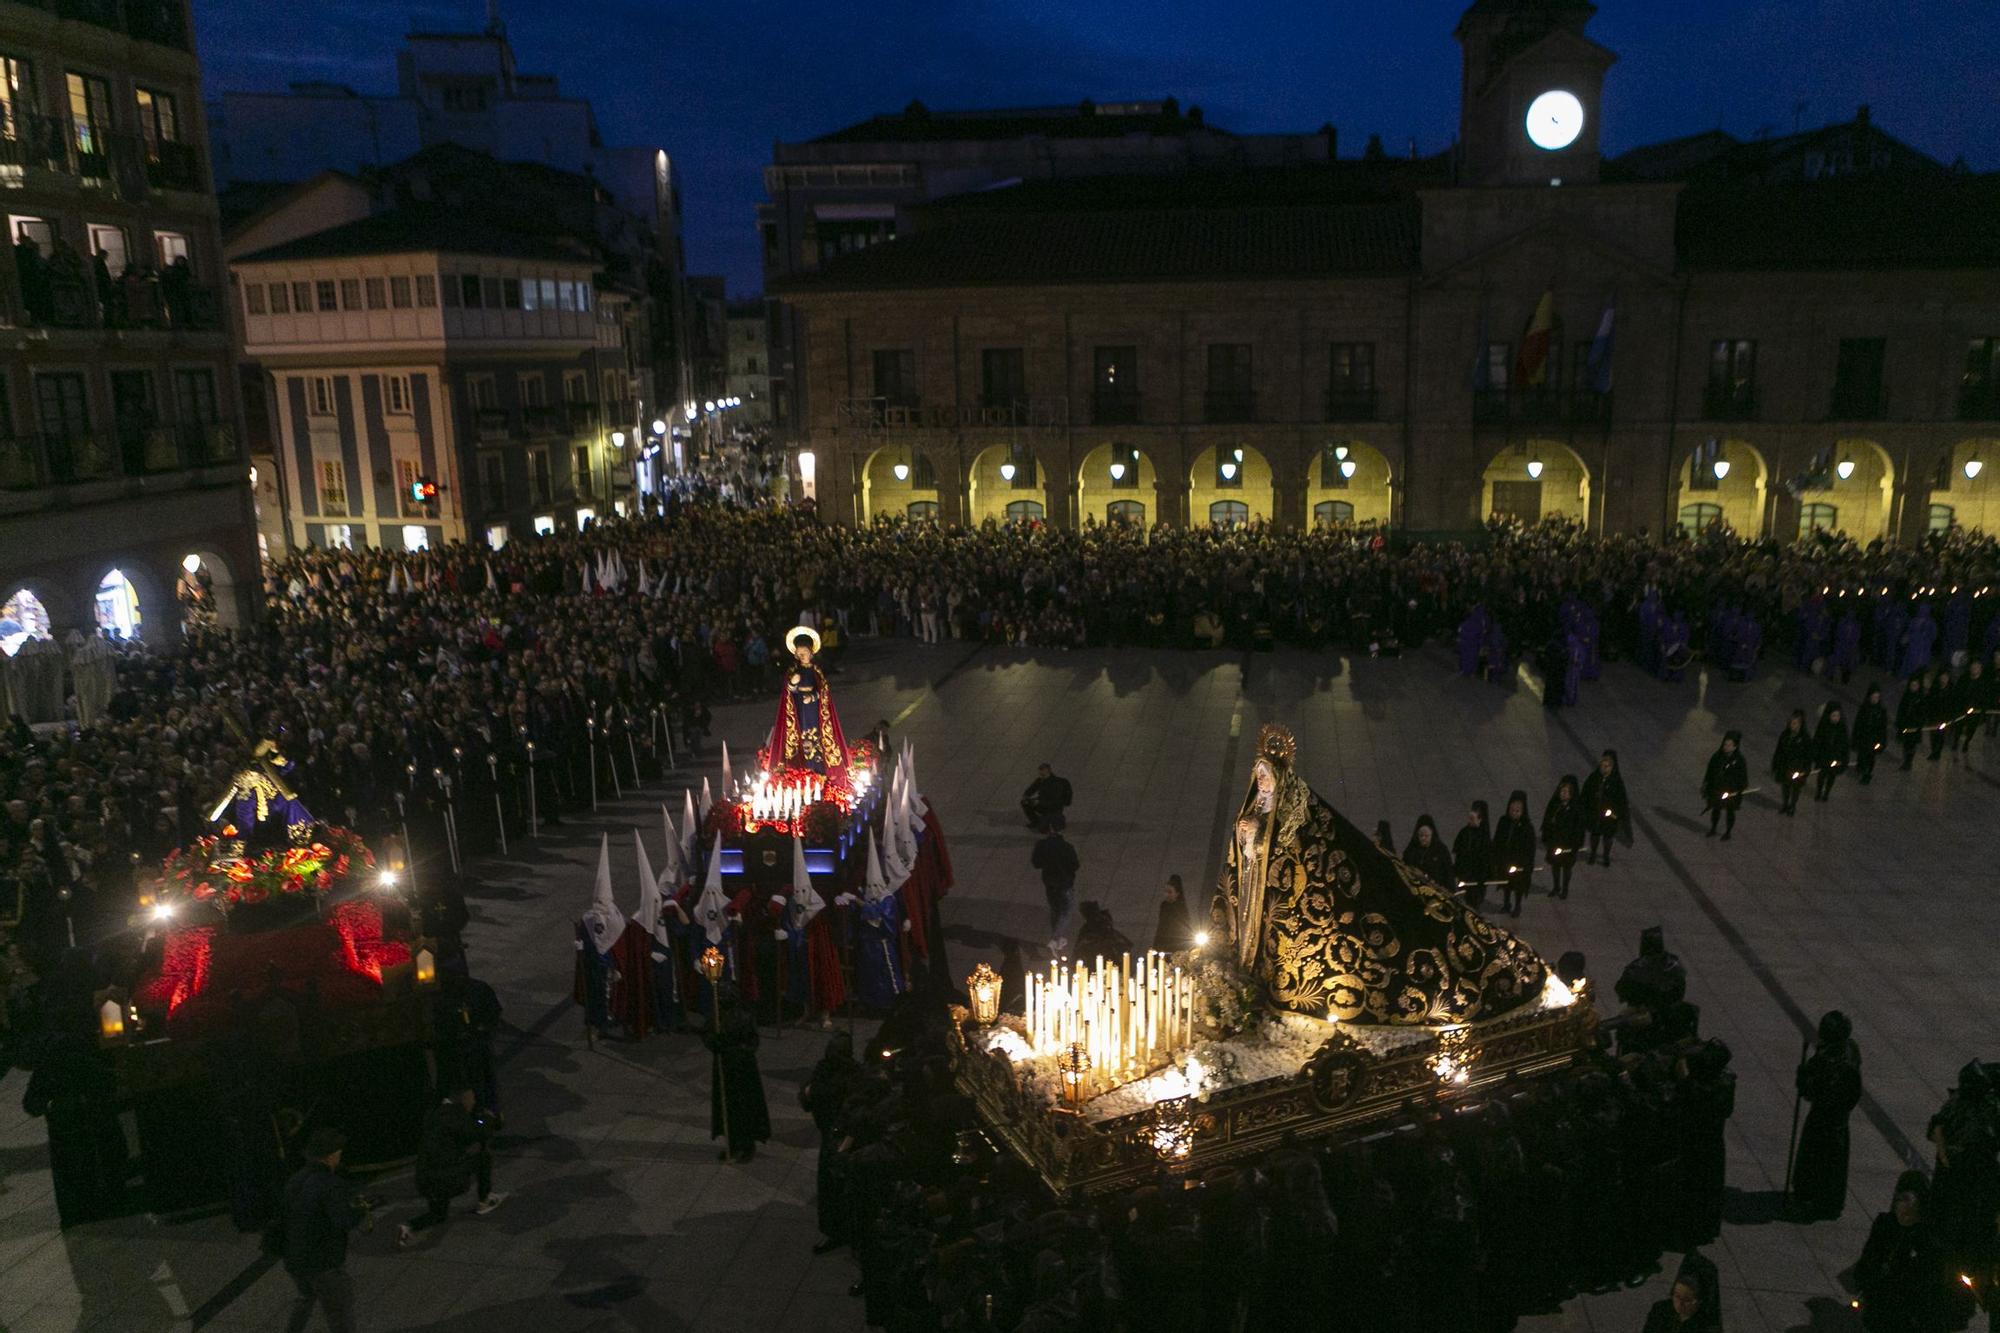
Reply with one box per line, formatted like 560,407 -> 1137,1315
1022,951 -> 1197,1086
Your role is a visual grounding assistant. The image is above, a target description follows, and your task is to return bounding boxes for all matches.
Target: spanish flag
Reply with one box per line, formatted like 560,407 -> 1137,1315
1515,290 -> 1556,387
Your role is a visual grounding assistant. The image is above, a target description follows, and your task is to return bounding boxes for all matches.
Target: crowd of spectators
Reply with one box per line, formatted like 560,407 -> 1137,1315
2,501 -> 1996,1050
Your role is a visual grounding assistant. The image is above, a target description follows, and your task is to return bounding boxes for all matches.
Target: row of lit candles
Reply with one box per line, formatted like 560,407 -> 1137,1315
743,770 -> 831,823
1023,951 -> 1195,1084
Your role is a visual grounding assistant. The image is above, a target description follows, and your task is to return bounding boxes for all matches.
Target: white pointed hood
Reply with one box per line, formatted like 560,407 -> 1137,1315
862,829 -> 892,903
693,835 -> 731,944
721,741 -> 732,795
699,776 -> 713,820
659,804 -> 686,889
582,833 -> 625,952
633,828 -> 660,935
681,788 -> 699,865
790,835 -> 825,928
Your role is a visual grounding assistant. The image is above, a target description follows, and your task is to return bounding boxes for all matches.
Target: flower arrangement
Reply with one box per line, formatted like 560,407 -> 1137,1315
160,825 -> 374,909
1190,954 -> 1262,1039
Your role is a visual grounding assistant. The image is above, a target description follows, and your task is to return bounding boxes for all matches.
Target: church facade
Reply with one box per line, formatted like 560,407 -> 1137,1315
773,2 -> 2000,541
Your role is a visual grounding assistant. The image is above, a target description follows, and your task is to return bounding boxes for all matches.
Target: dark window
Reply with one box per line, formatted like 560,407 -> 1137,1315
481,277 -> 502,309
173,368 -> 217,422
110,370 -> 155,461
481,454 -> 506,510
1093,345 -> 1138,423
316,280 -> 337,312
339,278 -> 361,310
1002,443 -> 1038,490
911,451 -> 936,489
530,449 -> 552,503
244,284 -> 265,316
501,277 -> 521,310
1004,499 -> 1044,524
415,275 -> 437,308
1962,338 -> 2000,420
267,282 -> 288,314
1205,344 -> 1254,422
292,281 -> 312,312
1327,342 -> 1375,420
365,277 -> 386,310
1832,337 -> 1886,418
871,348 -> 916,406
35,370 -> 90,437
389,276 -> 411,308
980,348 -> 1025,409
1705,339 -> 1758,418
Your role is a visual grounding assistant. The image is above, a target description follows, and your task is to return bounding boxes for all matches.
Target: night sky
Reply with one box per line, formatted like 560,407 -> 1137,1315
195,0 -> 1997,294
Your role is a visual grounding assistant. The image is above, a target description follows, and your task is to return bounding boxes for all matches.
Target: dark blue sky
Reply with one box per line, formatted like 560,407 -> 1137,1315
197,0 -> 1997,294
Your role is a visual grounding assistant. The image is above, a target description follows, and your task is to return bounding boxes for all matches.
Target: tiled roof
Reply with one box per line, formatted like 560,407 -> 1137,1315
232,208 -> 599,265
775,200 -> 1418,292
1678,176 -> 2000,270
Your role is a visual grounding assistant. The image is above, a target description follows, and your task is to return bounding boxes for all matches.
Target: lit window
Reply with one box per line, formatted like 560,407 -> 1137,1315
486,523 -> 508,550
532,514 -> 555,536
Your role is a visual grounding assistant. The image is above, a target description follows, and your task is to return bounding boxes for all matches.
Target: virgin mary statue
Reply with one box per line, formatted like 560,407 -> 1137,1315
1215,725 -> 1545,1024
763,626 -> 850,774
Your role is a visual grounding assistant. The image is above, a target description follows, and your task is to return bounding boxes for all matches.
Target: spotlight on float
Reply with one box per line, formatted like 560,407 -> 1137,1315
999,461 -> 1017,482
1836,456 -> 1855,481
1109,460 -> 1126,481
1220,461 -> 1239,481
1968,455 -> 1985,480
150,900 -> 174,923
893,462 -> 910,482
1712,458 -> 1731,480
1340,459 -> 1358,479
1526,456 -> 1544,480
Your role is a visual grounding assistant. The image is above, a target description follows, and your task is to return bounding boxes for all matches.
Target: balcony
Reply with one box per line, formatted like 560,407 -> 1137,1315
0,114 -> 77,175
175,420 -> 238,467
1828,382 -> 1888,421
1091,390 -> 1140,425
144,141 -> 202,193
1702,383 -> 1760,421
521,405 -> 569,436
1959,384 -> 2000,422
15,270 -> 223,334
1472,388 -> 1613,428
1472,389 -> 1510,427
1324,386 -> 1377,422
1202,389 -> 1256,424
0,119 -> 204,197
474,408 -> 516,441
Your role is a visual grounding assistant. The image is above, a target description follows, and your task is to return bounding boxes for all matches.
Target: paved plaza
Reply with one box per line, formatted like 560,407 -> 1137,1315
3,638 -> 1996,1332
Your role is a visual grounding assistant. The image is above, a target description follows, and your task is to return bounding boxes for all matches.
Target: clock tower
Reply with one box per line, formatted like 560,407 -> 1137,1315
1455,0 -> 1615,187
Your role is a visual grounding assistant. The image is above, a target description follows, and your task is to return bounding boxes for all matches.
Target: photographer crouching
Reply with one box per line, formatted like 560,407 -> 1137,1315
396,1086 -> 506,1249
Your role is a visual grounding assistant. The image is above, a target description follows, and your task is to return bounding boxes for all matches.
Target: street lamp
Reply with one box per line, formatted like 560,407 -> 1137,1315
1836,457 -> 1855,480
1109,460 -> 1126,481
893,461 -> 910,482
610,430 -> 626,448
704,400 -> 715,413
1967,455 -> 1985,480
999,461 -> 1017,482
1526,456 -> 1544,480
1712,458 -> 1731,480
651,419 -> 667,436
1334,445 -> 1349,461
1220,461 -> 1239,481
1340,458 -> 1357,479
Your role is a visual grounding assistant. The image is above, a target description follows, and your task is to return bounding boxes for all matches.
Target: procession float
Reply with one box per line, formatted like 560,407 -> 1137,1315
949,724 -> 1602,1196
70,735 -> 433,1218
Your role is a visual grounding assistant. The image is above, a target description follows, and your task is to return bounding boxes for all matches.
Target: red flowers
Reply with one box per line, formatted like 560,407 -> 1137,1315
156,825 -> 375,910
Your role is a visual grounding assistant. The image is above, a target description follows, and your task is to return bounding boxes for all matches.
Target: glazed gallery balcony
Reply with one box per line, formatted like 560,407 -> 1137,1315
835,397 -> 1071,430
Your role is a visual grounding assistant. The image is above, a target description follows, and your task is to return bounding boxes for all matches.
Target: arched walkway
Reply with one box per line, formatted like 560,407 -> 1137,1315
1928,439 -> 2000,536
93,567 -> 143,641
966,443 -> 1049,527
1672,439 -> 1768,538
1,586 -> 52,656
1189,443 -> 1274,526
1793,439 -> 1895,541
178,549 -> 243,632
1077,443 -> 1157,527
859,445 -> 941,523
1306,441 -> 1392,529
1481,440 -> 1591,528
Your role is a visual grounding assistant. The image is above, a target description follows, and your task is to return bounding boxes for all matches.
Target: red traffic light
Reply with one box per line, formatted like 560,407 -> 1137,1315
409,477 -> 439,503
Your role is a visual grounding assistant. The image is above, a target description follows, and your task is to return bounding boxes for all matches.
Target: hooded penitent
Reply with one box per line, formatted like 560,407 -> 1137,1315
582,833 -> 625,954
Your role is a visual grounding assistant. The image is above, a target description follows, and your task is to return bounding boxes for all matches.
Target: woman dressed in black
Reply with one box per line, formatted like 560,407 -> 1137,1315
1401,814 -> 1456,889
1854,1171 -> 1952,1332
1812,702 -> 1851,803
1792,1009 -> 1863,1222
1926,668 -> 1955,762
1772,709 -> 1812,815
1153,875 -> 1195,953
1452,801 -> 1493,908
1491,790 -> 1537,917
1854,683 -> 1889,784
1896,676 -> 1927,771
706,992 -> 772,1163
1579,749 -> 1627,866
1540,776 -> 1585,900
1703,731 -> 1748,840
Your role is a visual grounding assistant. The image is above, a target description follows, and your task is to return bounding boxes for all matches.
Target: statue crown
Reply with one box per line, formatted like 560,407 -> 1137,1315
1256,724 -> 1297,767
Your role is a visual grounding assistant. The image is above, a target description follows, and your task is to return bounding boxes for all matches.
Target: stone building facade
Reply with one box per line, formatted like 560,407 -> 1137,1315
0,0 -> 257,650
776,2 -> 2000,541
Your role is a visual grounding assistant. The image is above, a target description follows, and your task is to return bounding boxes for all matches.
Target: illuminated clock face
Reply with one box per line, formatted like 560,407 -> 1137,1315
1525,90 -> 1585,151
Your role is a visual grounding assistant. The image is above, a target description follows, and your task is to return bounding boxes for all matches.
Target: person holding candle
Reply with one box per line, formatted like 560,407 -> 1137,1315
1772,709 -> 1813,815
1701,732 -> 1748,840
1579,750 -> 1627,866
1540,776 -> 1584,900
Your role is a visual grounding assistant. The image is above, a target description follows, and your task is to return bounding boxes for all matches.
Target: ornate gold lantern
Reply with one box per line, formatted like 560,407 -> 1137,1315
966,963 -> 1001,1025
1146,1096 -> 1196,1163
1058,1040 -> 1092,1107
697,946 -> 725,985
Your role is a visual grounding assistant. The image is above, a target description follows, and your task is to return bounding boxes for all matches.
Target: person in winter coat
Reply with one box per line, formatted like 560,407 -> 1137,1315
1853,683 -> 1889,784
396,1087 -> 504,1248
1702,731 -> 1749,840
1812,701 -> 1851,802
1491,791 -> 1537,917
1451,801 -> 1493,908
1400,815 -> 1455,888
1772,709 -> 1813,816
1579,749 -> 1627,866
1791,1010 -> 1863,1222
1896,676 -> 1928,771
1540,776 -> 1585,900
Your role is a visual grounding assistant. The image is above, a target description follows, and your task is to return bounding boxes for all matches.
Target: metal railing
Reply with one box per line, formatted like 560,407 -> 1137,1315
0,115 -> 203,195
1828,382 -> 1888,421
1702,383 -> 1760,421
12,270 -> 222,333
1202,389 -> 1256,424
474,408 -> 515,440
1324,386 -> 1377,422
1091,390 -> 1140,425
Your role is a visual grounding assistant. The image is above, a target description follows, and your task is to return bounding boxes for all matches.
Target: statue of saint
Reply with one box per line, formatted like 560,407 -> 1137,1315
208,738 -> 316,849
1216,724 -> 1546,1024
764,627 -> 849,774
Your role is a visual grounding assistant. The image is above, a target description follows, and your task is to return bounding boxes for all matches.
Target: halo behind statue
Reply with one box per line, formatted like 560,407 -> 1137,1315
786,625 -> 822,657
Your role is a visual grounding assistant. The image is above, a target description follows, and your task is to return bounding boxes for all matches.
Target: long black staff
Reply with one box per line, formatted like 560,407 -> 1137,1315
1782,1031 -> 1810,1203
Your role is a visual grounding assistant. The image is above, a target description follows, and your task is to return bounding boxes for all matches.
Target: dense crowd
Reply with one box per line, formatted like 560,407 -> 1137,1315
2,504 -> 1997,1041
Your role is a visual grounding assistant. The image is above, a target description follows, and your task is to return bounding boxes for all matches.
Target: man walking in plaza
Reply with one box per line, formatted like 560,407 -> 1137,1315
281,1128 -> 365,1333
1031,828 -> 1080,953
1020,763 -> 1072,833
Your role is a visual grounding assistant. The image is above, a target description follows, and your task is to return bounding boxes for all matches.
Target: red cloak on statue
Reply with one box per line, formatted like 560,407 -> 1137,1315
762,660 -> 849,773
